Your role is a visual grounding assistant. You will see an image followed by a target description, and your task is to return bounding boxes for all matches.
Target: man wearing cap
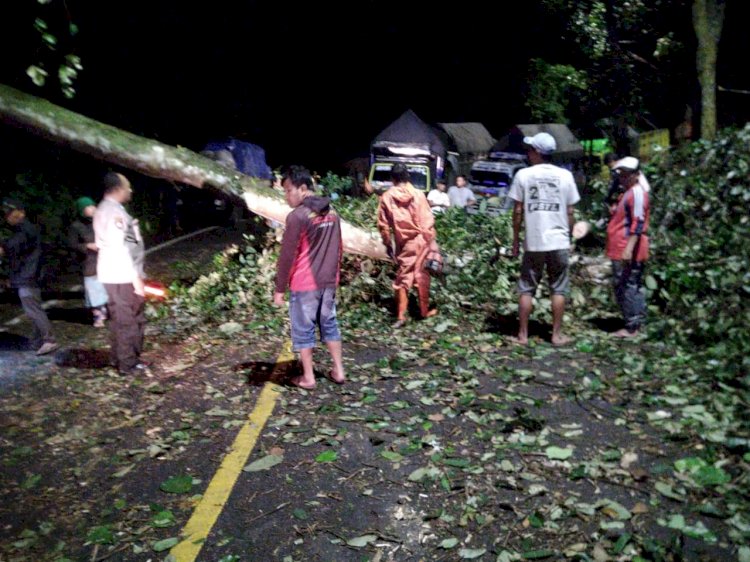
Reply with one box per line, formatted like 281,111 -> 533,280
606,157 -> 650,337
93,172 -> 148,375
0,199 -> 59,355
68,196 -> 108,327
508,132 -> 580,346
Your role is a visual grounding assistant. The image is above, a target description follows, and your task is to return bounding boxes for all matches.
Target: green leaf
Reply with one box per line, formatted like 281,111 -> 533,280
439,537 -> 459,549
459,547 -> 487,559
86,525 -> 114,545
292,508 -> 308,520
545,446 -> 573,460
346,534 -> 377,547
523,550 -> 556,559
243,454 -> 283,472
381,450 -> 403,462
21,474 -> 42,489
645,275 -> 658,290
159,475 -> 194,494
315,450 -> 338,463
613,533 -> 631,554
152,537 -> 179,552
151,510 -> 176,528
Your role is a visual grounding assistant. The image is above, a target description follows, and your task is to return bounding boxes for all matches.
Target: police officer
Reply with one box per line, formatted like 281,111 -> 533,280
93,172 -> 147,375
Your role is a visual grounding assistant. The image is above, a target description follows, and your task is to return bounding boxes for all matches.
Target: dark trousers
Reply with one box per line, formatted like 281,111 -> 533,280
18,287 -> 54,344
611,260 -> 646,332
104,283 -> 145,371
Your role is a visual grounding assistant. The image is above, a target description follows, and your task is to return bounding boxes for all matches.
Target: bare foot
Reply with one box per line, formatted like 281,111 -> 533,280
290,376 -> 316,390
551,334 -> 573,346
508,335 -> 528,346
612,328 -> 638,338
325,369 -> 346,385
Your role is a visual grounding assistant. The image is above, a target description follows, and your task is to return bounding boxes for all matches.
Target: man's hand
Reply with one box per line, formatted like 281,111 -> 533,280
622,247 -> 633,261
273,292 -> 286,307
133,277 -> 145,297
386,245 -> 395,261
86,243 -> 98,251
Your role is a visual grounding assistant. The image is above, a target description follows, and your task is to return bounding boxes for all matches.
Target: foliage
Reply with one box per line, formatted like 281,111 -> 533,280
26,0 -> 82,99
647,124 -> 750,380
525,59 -> 588,124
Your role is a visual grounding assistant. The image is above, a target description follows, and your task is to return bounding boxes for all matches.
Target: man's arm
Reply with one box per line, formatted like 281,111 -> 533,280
511,201 -> 523,257
273,211 -> 302,303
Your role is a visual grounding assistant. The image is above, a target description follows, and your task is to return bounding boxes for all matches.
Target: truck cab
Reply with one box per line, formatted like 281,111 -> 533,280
467,151 -> 527,214
367,141 -> 444,194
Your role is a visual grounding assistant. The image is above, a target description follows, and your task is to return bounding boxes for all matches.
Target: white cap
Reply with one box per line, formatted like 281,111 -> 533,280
523,132 -> 557,155
613,156 -> 640,172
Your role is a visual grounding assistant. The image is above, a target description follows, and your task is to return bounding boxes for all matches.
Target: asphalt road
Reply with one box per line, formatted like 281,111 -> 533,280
0,225 -> 251,384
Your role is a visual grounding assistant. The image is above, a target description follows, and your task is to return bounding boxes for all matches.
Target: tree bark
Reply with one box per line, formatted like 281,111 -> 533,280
0,83 -> 387,259
693,0 -> 725,140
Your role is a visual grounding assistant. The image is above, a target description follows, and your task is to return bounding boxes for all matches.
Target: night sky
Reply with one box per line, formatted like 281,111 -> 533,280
1,1 -> 748,174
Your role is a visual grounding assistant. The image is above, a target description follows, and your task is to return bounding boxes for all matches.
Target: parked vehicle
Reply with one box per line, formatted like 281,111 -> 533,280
466,151 -> 527,215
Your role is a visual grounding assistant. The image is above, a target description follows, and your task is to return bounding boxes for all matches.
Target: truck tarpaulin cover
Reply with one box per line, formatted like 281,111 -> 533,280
492,124 -> 584,161
203,139 -> 273,179
372,109 -> 447,159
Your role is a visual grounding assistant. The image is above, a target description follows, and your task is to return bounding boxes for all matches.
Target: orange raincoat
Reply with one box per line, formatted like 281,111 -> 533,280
377,183 -> 436,290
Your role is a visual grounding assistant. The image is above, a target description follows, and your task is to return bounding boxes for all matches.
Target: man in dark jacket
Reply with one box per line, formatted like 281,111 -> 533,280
273,165 -> 345,390
0,198 -> 58,355
68,196 -> 108,327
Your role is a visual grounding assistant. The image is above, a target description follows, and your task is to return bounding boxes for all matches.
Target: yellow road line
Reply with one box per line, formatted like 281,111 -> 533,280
170,341 -> 293,561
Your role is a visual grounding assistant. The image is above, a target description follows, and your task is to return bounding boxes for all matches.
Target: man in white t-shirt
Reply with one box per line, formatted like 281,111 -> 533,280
508,132 -> 580,346
447,175 -> 476,208
427,180 -> 450,214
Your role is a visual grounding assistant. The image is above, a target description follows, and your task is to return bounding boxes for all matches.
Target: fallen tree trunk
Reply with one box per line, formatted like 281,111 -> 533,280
0,83 -> 387,259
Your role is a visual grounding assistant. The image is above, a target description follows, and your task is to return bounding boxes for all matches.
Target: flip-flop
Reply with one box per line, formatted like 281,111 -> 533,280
290,376 -> 316,390
325,371 -> 346,385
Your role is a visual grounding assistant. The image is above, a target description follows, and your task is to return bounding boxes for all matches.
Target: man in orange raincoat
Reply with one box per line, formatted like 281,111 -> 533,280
377,164 -> 439,328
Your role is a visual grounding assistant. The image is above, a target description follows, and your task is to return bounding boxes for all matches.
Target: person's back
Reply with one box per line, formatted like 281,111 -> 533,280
4,217 -> 42,289
510,163 -> 579,252
379,183 -> 432,246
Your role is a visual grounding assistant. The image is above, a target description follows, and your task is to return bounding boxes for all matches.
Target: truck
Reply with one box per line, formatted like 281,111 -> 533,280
466,151 -> 528,215
367,109 -> 447,194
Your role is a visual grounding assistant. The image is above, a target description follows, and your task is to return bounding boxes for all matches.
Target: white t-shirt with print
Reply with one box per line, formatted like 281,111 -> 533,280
508,163 -> 580,252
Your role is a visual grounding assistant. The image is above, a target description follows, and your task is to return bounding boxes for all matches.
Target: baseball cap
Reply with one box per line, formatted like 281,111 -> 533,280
613,156 -> 640,172
523,132 -> 557,155
75,196 -> 96,216
2,198 -> 24,214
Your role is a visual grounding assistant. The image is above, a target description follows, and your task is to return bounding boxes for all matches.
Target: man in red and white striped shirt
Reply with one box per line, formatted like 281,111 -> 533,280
606,157 -> 650,337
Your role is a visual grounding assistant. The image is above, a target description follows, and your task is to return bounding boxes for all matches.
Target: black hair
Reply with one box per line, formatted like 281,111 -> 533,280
390,163 -> 411,184
281,165 -> 314,190
604,153 -> 620,165
102,171 -> 126,194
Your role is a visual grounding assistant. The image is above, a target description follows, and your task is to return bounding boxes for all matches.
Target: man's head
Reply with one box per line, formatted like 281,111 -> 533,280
612,156 -> 640,187
390,163 -> 411,185
76,196 -> 97,218
455,175 -> 467,188
281,165 -> 314,208
2,198 -> 25,226
523,132 -> 556,163
436,180 -> 447,192
102,172 -> 133,204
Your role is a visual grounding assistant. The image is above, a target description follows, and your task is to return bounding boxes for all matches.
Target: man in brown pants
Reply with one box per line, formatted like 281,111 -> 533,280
93,172 -> 148,375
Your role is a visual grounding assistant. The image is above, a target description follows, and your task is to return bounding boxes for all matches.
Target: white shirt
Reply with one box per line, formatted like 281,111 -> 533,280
94,197 -> 144,284
509,163 -> 580,252
427,189 -> 450,213
447,186 -> 476,208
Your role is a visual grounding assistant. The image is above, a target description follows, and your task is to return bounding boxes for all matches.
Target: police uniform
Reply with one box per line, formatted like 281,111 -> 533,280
93,196 -> 146,373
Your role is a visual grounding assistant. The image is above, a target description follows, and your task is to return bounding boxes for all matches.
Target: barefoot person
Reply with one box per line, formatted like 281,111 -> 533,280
273,165 -> 345,389
606,157 -> 650,338
509,132 -> 580,346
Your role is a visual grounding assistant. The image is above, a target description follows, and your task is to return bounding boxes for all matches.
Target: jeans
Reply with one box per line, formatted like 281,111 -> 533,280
611,260 -> 646,332
18,287 -> 54,344
289,288 -> 341,351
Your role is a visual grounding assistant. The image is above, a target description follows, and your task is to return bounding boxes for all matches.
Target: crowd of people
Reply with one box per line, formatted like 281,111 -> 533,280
1,134 -> 650,386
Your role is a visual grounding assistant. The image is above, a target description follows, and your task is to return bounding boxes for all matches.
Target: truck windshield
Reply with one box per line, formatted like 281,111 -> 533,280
470,170 -> 511,188
372,165 -> 429,189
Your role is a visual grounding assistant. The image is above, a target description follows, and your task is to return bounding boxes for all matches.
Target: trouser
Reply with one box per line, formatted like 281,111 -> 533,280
104,283 -> 146,371
18,287 -> 54,344
611,260 -> 646,332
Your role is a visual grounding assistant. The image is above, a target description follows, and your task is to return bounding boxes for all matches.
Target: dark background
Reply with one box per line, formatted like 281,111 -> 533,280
0,1 -> 747,174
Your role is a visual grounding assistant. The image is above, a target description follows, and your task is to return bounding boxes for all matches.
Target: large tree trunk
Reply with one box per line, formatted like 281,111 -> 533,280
0,83 -> 387,259
693,0 -> 725,140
